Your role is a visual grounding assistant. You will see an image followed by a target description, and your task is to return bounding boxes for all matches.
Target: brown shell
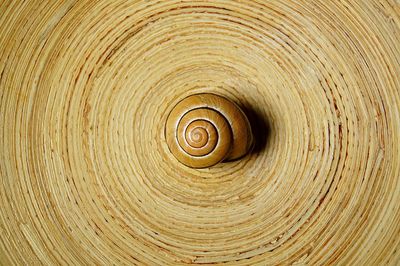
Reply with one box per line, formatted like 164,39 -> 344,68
165,93 -> 253,168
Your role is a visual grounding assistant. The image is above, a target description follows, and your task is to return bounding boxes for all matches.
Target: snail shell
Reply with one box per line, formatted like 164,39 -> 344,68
165,93 -> 253,168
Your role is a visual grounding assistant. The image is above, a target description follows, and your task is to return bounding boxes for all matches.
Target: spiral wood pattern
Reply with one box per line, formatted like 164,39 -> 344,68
0,0 -> 400,265
165,93 -> 253,168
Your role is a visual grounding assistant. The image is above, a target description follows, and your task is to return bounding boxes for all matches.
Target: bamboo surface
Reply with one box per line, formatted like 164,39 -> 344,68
0,0 -> 400,265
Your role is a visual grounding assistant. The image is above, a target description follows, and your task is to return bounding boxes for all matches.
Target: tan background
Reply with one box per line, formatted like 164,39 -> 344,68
0,0 -> 399,265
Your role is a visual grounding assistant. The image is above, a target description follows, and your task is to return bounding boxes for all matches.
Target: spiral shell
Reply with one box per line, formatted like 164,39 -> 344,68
165,93 -> 253,168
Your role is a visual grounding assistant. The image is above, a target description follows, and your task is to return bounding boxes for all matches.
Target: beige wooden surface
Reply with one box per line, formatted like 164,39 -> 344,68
0,0 -> 399,265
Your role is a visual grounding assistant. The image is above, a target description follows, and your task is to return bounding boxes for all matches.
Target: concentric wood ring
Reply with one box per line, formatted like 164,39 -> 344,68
0,0 -> 399,265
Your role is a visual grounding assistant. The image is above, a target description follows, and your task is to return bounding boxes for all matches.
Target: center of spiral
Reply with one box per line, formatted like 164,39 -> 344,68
181,119 -> 218,156
188,127 -> 208,148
